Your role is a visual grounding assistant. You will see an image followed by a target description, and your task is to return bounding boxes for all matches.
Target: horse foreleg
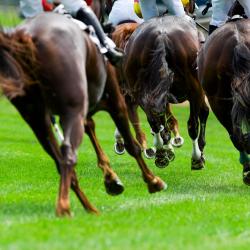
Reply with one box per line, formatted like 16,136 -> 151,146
59,112 -> 98,215
165,104 -> 184,148
85,117 -> 124,195
125,96 -> 155,159
198,100 -> 209,159
188,101 -> 205,170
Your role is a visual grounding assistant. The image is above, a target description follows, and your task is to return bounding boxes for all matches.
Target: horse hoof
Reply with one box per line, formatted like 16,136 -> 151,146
104,177 -> 124,195
155,156 -> 169,168
155,148 -> 170,168
191,158 -> 205,170
243,171 -> 250,186
147,176 -> 167,193
143,147 -> 156,159
166,148 -> 175,162
114,142 -> 125,155
171,136 -> 184,148
56,207 -> 72,217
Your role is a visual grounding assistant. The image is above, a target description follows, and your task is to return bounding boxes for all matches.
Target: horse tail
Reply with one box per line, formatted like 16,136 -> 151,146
231,42 -> 250,131
0,31 -> 39,99
136,32 -> 174,103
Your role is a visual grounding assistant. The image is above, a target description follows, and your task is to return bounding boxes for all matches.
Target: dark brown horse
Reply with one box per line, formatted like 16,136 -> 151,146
198,18 -> 250,185
0,12 -> 166,216
111,22 -> 184,159
123,15 -> 209,169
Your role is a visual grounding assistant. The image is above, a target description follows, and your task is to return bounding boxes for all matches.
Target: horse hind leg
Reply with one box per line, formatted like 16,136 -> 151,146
150,113 -> 175,168
105,66 -> 167,193
110,105 -> 167,192
85,117 -> 124,195
113,97 -> 155,159
59,112 -> 98,215
10,94 -> 92,216
188,102 -> 205,170
198,100 -> 209,162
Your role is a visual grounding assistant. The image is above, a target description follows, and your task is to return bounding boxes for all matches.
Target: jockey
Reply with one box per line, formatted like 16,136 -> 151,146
51,0 -> 123,65
19,0 -> 43,18
139,0 -> 186,21
20,0 -> 123,65
209,0 -> 250,34
42,0 -> 53,11
108,0 -> 144,26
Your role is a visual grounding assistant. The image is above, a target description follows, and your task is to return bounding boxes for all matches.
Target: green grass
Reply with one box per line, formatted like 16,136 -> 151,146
0,97 -> 250,250
0,8 -> 21,27
0,9 -> 249,250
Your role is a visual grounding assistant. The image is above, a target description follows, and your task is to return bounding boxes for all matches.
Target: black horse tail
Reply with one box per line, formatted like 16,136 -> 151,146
0,30 -> 39,99
137,32 -> 175,104
231,42 -> 250,132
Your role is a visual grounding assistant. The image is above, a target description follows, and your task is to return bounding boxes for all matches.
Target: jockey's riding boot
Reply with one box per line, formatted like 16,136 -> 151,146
208,25 -> 218,35
75,7 -> 123,66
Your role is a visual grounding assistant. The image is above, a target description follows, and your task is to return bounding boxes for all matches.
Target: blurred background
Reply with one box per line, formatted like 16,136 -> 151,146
0,0 -> 212,30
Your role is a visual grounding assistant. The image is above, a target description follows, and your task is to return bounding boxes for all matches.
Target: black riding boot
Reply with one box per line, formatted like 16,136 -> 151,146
75,7 -> 123,65
208,25 -> 218,35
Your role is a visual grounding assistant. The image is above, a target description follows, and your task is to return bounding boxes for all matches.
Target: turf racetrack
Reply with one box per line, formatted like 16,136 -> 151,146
0,96 -> 250,250
0,9 -> 250,250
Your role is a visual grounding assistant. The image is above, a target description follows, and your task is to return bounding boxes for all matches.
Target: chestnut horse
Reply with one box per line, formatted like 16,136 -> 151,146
0,13 -> 166,216
198,18 -> 250,185
111,22 -> 184,159
124,15 -> 209,169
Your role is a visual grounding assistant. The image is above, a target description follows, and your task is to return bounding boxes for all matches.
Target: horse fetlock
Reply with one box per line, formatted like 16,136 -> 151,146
201,152 -> 206,163
147,176 -> 167,193
61,144 -> 77,165
160,129 -> 171,145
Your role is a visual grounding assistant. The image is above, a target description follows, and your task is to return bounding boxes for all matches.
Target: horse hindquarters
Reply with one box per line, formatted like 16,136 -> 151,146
10,86 -> 98,216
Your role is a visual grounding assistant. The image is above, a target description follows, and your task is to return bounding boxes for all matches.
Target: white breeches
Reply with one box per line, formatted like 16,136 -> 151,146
211,0 -> 250,27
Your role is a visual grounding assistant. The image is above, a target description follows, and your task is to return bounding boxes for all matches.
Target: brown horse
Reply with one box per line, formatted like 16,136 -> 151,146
111,22 -> 184,159
0,12 -> 166,216
123,15 -> 209,169
198,18 -> 250,185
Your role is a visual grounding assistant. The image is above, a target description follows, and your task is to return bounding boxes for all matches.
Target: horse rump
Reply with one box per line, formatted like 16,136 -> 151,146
231,41 -> 250,152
